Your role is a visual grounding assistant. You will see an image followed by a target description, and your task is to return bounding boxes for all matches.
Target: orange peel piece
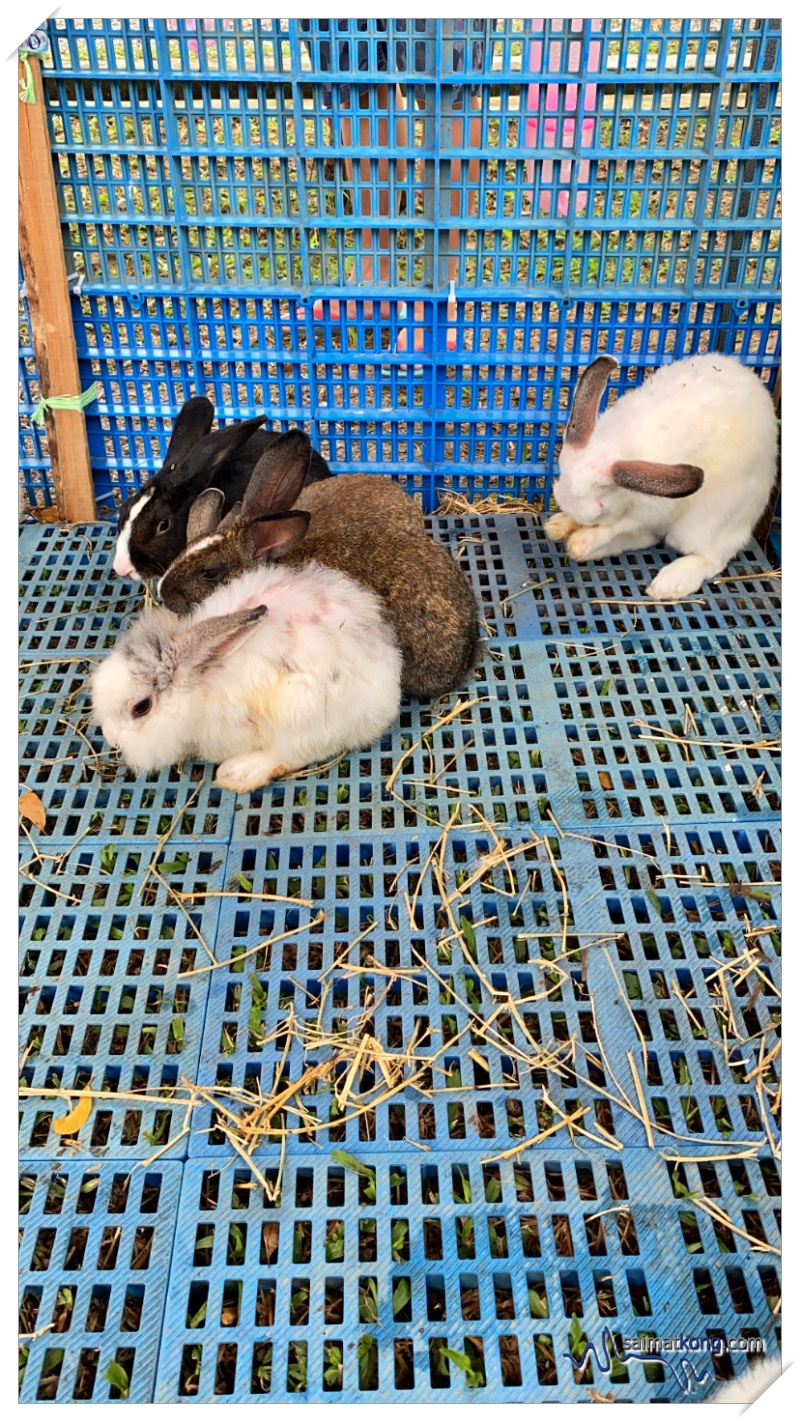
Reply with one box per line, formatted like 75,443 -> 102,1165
51,1093 -> 92,1134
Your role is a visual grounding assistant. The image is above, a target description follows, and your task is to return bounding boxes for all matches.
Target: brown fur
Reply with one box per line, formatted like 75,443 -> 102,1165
159,466 -> 479,699
293,474 -> 426,536
283,516 -> 479,698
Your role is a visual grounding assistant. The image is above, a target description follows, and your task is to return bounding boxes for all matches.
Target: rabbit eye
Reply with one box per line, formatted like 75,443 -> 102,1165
202,566 -> 225,582
156,517 -> 172,536
132,697 -> 152,719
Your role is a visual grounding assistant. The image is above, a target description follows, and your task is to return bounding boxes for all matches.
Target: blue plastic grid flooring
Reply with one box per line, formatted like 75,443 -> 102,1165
18,1161 -> 183,1402
152,1151 -> 780,1403
19,841 -> 224,1159
18,514 -> 780,1401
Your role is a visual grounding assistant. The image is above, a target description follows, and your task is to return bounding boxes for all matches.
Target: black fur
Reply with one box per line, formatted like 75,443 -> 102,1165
116,407 -> 331,580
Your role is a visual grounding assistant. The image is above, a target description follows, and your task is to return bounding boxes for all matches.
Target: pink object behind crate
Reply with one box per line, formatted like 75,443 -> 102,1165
525,20 -> 601,218
169,17 -> 199,56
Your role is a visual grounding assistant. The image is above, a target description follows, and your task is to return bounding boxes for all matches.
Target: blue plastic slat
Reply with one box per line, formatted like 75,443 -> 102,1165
154,1152 -> 779,1402
188,828 -> 577,1158
63,289 -> 783,516
545,630 -> 780,827
40,19 -> 781,299
569,824 -> 781,1150
18,1160 -> 182,1403
186,819 -> 779,1159
19,841 -> 224,1158
516,522 -> 782,640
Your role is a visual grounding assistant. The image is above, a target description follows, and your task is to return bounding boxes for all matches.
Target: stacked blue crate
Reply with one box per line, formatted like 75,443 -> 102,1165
19,17 -> 779,513
19,17 -> 780,1405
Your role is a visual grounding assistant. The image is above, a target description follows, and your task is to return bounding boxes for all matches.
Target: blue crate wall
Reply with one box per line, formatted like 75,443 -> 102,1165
19,16 -> 780,511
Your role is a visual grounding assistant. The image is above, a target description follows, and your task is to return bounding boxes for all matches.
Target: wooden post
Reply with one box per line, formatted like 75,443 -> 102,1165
19,51 -> 96,521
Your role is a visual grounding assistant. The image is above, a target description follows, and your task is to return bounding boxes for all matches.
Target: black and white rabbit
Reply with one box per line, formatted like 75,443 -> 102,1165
113,397 -> 331,582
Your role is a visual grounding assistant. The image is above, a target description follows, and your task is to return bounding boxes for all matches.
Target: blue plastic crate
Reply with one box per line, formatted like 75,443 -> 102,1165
188,827 -> 582,1159
19,1160 -> 182,1402
515,521 -> 782,641
543,630 -> 780,827
566,823 -> 781,1150
184,821 -> 780,1162
153,1151 -> 779,1402
18,17 -> 780,513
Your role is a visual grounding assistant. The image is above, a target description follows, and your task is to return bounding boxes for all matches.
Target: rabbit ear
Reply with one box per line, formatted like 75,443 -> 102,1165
565,356 -> 618,448
611,461 -> 705,498
218,501 -> 243,532
243,431 -> 313,517
178,605 -> 268,673
163,396 -> 215,467
162,415 -> 268,493
187,488 -> 225,543
248,510 -> 311,561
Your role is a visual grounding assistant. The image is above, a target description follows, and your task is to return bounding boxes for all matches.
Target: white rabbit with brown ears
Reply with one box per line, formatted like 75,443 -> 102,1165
544,353 -> 777,599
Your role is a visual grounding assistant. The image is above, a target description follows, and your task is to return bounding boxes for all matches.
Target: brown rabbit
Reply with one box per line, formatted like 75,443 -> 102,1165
157,432 -> 480,699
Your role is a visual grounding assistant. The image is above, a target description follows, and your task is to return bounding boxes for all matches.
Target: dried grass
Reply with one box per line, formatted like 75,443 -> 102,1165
435,492 -> 543,518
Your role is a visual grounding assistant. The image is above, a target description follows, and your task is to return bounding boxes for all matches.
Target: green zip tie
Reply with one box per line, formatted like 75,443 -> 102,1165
31,382 -> 101,425
19,49 -> 35,105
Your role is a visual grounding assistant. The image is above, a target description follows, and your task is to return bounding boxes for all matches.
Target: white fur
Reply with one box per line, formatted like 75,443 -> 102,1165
711,1356 -> 781,1404
546,354 -> 778,598
113,488 -> 152,578
92,561 -> 402,791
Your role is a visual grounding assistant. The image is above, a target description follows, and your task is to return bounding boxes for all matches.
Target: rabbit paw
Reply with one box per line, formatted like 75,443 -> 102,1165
543,512 -> 579,541
215,753 -> 281,793
647,555 -> 710,601
567,525 -> 607,561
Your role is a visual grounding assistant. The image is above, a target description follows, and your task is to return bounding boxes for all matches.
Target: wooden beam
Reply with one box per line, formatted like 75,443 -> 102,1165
18,52 -> 96,522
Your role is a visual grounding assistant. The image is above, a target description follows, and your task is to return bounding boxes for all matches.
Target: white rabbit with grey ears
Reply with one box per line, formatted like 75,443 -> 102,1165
544,353 -> 777,599
91,562 -> 402,793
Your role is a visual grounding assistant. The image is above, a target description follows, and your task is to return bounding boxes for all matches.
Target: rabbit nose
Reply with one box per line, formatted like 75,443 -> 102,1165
113,552 -> 139,579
